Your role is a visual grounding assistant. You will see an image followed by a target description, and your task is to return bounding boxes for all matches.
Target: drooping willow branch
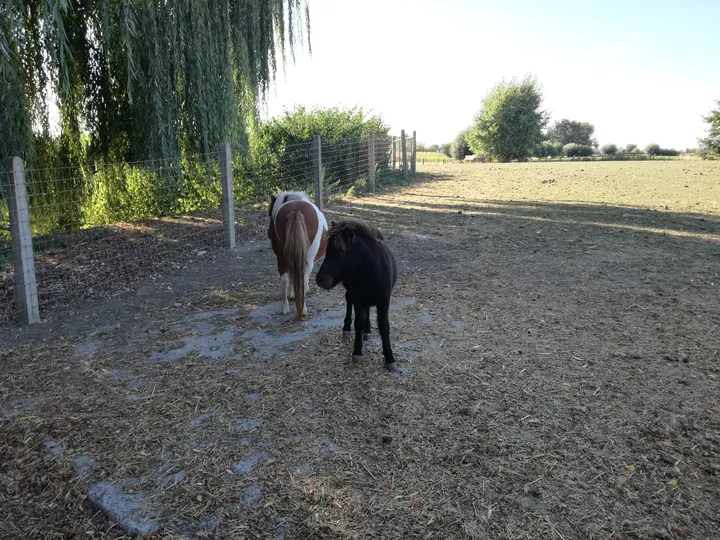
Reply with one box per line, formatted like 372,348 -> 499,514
0,0 -> 310,165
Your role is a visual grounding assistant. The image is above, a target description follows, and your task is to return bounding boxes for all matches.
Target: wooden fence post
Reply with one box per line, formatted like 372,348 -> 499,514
368,133 -> 376,193
401,130 -> 409,181
219,142 -> 235,249
411,130 -> 417,176
3,157 -> 40,325
391,136 -> 396,169
312,135 -> 323,210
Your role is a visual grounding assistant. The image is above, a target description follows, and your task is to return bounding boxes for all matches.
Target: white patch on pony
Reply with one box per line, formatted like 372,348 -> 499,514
306,202 -> 328,266
280,273 -> 290,314
271,191 -> 310,222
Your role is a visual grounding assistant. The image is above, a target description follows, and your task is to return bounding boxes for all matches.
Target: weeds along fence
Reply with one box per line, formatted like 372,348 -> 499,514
1,133 -> 416,327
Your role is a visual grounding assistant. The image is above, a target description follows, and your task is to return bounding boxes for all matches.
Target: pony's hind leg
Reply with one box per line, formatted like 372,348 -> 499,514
343,291 -> 353,334
376,302 -> 397,372
300,269 -> 309,316
362,305 -> 371,341
351,303 -> 367,364
280,274 -> 290,314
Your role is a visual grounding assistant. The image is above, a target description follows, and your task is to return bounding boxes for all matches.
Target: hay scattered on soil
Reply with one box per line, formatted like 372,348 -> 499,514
2,160 -> 719,539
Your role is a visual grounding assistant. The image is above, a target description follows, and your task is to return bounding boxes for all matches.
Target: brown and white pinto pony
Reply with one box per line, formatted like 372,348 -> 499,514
267,191 -> 328,320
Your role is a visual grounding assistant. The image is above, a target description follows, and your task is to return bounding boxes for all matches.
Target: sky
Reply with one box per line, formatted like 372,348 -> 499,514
262,0 -> 720,150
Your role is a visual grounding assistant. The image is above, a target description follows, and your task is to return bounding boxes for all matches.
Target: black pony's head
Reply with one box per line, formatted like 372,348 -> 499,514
315,219 -> 384,290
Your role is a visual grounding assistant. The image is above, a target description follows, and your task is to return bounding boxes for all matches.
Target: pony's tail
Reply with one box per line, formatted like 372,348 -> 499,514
284,211 -> 309,320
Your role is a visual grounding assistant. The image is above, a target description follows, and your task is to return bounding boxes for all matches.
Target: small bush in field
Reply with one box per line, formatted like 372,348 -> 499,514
563,143 -> 593,157
601,143 -> 618,155
645,143 -> 661,155
625,143 -> 637,153
533,141 -> 563,158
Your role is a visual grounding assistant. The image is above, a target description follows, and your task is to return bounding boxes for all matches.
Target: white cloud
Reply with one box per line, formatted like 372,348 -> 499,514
627,32 -> 648,39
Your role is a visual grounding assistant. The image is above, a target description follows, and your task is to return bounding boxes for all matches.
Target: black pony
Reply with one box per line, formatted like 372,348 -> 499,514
315,219 -> 399,372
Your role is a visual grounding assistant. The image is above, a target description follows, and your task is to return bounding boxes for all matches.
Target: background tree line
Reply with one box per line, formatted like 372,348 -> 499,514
432,75 -> 717,162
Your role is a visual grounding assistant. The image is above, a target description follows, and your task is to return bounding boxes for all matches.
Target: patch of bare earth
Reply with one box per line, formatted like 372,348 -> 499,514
2,161 -> 719,539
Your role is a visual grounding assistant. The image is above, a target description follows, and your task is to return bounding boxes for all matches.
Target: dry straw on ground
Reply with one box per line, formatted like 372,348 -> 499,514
2,160 -> 719,539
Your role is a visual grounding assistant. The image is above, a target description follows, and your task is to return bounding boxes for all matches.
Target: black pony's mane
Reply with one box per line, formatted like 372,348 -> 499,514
328,218 -> 384,248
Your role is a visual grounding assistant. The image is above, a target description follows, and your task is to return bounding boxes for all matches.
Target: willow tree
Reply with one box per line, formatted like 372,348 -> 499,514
1,0 -> 311,164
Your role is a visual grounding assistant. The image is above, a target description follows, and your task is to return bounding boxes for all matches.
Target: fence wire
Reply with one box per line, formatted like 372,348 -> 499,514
1,133 -> 415,327
1,152 -> 224,326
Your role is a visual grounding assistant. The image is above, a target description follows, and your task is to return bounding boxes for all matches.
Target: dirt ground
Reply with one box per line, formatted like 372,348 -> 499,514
1,160 -> 719,539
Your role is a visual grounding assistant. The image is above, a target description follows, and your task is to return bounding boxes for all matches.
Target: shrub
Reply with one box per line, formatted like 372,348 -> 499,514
533,141 -> 563,158
546,119 -> 597,147
563,143 -> 593,157
440,143 -> 451,157
600,143 -> 618,155
625,143 -> 637,153
466,75 -> 548,161
451,130 -> 470,160
251,105 -> 390,197
645,143 -> 661,155
699,99 -> 720,157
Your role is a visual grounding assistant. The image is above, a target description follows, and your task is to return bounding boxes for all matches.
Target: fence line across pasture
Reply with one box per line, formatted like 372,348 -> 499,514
1,132 -> 417,328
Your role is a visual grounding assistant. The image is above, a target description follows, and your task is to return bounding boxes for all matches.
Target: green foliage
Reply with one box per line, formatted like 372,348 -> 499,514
451,131 -> 470,160
1,0 -> 310,165
16,159 -> 221,239
656,148 -> 680,157
547,119 -> 597,147
563,143 -> 594,157
1,0 -> 310,238
533,141 -> 563,158
466,75 -> 548,162
698,100 -> 720,156
601,143 -> 618,155
625,143 -> 638,153
645,143 -> 661,155
440,143 -> 452,157
248,106 -> 390,198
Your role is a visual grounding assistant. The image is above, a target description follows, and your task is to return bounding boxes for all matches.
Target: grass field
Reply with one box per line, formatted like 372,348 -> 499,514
416,151 -> 452,163
1,160 -> 719,539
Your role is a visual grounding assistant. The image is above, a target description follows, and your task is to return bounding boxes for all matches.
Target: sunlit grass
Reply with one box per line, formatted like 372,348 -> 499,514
414,160 -> 720,215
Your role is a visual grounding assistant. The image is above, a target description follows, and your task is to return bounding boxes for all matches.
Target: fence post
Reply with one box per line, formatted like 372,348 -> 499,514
3,157 -> 40,325
368,133 -> 376,193
391,136 -> 396,169
401,130 -> 409,180
219,142 -> 235,249
312,135 -> 323,211
411,130 -> 417,176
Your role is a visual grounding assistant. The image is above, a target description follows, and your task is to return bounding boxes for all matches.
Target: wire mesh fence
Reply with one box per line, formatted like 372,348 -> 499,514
1,132 -> 416,327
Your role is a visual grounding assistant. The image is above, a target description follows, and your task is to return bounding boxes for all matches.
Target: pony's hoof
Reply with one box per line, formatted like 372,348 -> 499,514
281,302 -> 290,315
351,354 -> 363,364
302,304 -> 308,316
384,362 -> 398,373
342,330 -> 353,338
363,333 -> 371,341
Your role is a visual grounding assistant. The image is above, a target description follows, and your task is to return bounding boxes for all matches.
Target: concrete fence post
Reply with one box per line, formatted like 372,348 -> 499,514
401,130 -> 409,181
312,135 -> 323,210
3,157 -> 40,325
219,142 -> 235,249
368,133 -> 376,193
411,130 -> 417,176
